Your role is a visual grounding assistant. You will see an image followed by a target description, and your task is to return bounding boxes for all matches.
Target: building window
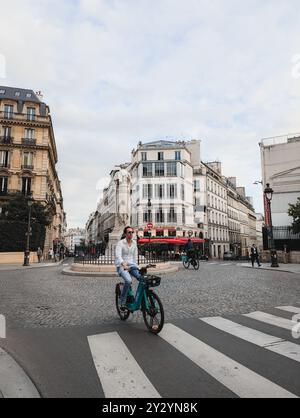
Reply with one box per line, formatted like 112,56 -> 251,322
155,162 -> 165,177
22,177 -> 32,195
0,89 -> 5,94
15,91 -> 20,97
143,211 -> 152,223
166,161 -> 177,176
141,152 -> 147,161
155,184 -> 165,199
168,208 -> 177,223
26,93 -> 32,98
182,206 -> 186,224
2,126 -> 11,140
142,184 -> 152,199
22,152 -> 34,168
0,150 -> 10,168
167,184 -> 177,199
158,152 -> 164,161
168,230 -> 176,237
27,107 -> 36,121
175,151 -> 181,161
24,128 -> 35,139
181,184 -> 185,201
156,230 -> 164,237
194,180 -> 200,192
4,105 -> 13,119
0,177 -> 8,195
142,163 -> 153,177
156,209 -> 164,223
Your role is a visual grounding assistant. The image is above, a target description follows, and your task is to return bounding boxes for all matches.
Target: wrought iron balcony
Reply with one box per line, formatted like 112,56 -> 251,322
0,163 -> 10,169
0,136 -> 13,144
22,138 -> 36,146
21,164 -> 34,170
0,111 -> 49,124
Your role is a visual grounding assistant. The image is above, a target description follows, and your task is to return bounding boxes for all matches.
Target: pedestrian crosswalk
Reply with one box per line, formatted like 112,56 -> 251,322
88,305 -> 300,398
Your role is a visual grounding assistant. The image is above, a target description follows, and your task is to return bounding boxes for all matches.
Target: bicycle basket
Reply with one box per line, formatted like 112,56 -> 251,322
145,275 -> 161,287
181,255 -> 188,262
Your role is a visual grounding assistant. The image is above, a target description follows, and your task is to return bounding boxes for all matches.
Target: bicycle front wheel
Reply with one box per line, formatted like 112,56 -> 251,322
142,291 -> 164,334
192,259 -> 200,270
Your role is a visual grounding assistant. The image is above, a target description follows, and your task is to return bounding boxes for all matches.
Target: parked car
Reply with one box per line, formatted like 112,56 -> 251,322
223,251 -> 239,261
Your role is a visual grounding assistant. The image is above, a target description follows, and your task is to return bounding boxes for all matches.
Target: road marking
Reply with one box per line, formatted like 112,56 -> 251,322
244,312 -> 296,331
159,324 -> 297,398
0,348 -> 40,398
88,332 -> 160,398
276,306 -> 300,314
201,317 -> 300,363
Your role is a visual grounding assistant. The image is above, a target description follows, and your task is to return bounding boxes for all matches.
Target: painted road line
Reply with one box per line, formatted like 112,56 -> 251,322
244,312 -> 296,331
276,306 -> 300,314
88,332 -> 160,398
159,323 -> 297,398
201,317 -> 300,363
0,348 -> 40,398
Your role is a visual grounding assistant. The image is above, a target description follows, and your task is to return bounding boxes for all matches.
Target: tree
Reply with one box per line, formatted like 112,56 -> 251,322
1,194 -> 52,226
288,198 -> 300,234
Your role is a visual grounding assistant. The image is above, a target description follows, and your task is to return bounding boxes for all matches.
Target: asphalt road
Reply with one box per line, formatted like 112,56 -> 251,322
0,262 -> 299,398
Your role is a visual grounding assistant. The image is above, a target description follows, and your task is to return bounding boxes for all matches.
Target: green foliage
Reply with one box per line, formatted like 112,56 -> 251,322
0,220 -> 46,252
0,194 -> 52,226
0,194 -> 50,252
288,198 -> 300,234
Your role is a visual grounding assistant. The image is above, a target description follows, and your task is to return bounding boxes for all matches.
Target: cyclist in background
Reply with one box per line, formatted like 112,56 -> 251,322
184,239 -> 195,261
115,226 -> 143,310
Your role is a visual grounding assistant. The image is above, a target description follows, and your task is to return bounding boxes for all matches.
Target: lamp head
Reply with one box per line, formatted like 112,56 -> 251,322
264,183 -> 273,202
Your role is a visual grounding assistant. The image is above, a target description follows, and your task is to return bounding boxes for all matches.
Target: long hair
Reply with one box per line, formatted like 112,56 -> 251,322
121,225 -> 132,240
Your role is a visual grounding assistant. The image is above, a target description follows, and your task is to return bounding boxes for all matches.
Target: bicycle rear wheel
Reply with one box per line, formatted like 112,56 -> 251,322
115,283 -> 130,321
142,291 -> 164,334
183,259 -> 190,269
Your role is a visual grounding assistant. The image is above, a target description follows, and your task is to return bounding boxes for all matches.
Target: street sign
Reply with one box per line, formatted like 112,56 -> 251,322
147,223 -> 153,229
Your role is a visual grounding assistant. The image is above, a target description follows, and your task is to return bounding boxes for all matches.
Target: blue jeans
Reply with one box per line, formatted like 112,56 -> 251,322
117,263 -> 143,304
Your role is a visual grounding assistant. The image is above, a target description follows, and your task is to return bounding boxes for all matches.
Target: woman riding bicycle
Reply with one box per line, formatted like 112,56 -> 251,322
115,226 -> 142,310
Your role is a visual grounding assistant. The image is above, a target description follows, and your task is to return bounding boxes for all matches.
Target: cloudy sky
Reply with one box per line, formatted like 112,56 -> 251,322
1,0 -> 300,228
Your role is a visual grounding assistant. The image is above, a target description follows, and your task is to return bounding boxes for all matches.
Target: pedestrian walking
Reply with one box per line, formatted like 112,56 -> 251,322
48,248 -> 54,261
250,244 -> 261,267
37,247 -> 43,263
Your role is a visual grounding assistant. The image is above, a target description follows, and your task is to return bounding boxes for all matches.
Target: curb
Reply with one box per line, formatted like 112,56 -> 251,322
0,259 -> 66,272
238,264 -> 300,274
62,265 -> 179,277
0,347 -> 40,398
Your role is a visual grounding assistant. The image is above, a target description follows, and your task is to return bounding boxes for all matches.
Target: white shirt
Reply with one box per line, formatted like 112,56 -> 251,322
115,239 -> 138,267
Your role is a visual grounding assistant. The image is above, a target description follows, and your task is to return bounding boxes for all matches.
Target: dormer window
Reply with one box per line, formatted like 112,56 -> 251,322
15,91 -> 20,97
26,93 -> 32,98
0,89 -> 5,94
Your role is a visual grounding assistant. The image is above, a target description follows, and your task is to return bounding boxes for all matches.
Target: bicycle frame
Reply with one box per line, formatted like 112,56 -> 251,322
125,278 -> 151,312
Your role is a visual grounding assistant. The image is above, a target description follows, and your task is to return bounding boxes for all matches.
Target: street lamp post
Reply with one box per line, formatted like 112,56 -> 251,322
23,193 -> 34,266
147,198 -> 152,242
264,183 -> 279,268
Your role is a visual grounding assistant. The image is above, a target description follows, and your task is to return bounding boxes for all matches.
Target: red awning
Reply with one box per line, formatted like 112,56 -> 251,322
138,237 -> 205,245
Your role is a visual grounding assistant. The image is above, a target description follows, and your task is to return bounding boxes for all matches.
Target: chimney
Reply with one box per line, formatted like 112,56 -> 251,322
35,90 -> 44,100
228,177 -> 237,188
237,187 -> 246,197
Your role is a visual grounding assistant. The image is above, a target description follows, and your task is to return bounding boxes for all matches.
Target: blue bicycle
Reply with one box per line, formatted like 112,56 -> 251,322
115,264 -> 164,334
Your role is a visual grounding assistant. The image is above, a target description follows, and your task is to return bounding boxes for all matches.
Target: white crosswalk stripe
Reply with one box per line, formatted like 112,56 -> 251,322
201,316 -> 300,363
88,332 -> 160,398
276,306 -> 300,314
244,311 -> 297,331
87,306 -> 300,398
159,323 -> 297,398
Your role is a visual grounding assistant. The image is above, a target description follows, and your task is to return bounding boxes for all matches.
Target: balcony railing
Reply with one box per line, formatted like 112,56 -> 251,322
0,163 -> 10,169
21,164 -> 34,170
0,111 -> 49,124
22,138 -> 36,146
0,136 -> 13,144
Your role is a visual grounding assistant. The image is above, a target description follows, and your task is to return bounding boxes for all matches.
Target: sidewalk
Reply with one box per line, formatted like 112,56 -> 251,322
0,259 -> 67,272
0,347 -> 40,398
237,263 -> 300,274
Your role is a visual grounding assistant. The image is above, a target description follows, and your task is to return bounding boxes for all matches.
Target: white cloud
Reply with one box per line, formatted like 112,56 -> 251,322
1,0 -> 300,226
